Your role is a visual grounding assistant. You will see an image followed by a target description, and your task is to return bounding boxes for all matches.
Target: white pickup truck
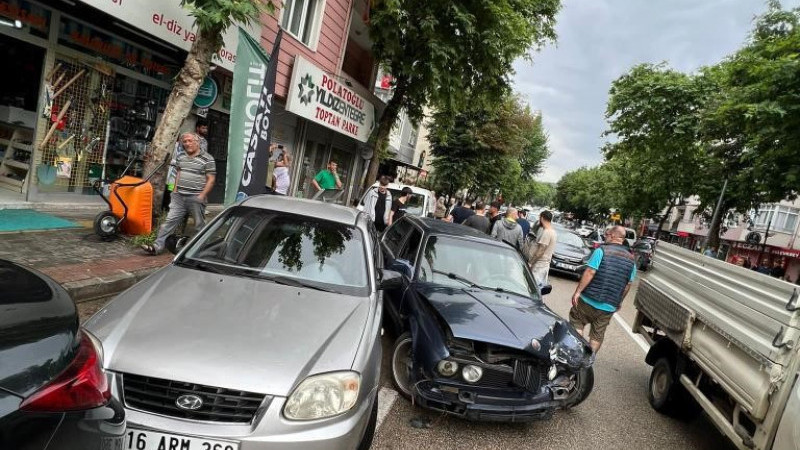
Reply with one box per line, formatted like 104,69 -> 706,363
632,242 -> 799,450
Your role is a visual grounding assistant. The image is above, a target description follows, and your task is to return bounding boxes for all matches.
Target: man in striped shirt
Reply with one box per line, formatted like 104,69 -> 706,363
143,132 -> 216,255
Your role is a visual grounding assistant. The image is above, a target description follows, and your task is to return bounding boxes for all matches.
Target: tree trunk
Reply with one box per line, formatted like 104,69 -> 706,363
656,200 -> 676,240
707,200 -> 732,251
144,27 -> 222,212
364,81 -> 407,190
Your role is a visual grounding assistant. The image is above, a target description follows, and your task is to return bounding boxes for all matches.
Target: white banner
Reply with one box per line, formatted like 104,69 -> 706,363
285,56 -> 375,143
77,0 -> 258,71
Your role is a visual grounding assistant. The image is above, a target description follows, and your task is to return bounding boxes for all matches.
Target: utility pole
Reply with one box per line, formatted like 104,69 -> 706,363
757,213 -> 773,265
703,178 -> 728,252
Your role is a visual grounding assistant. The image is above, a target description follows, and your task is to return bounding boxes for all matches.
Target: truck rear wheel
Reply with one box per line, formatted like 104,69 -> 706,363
648,357 -> 700,420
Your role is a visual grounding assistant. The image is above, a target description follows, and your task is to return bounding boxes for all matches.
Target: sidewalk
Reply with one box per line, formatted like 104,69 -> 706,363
0,204 -> 224,303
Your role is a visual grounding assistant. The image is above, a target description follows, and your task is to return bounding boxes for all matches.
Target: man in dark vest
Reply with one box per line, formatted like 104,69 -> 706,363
569,226 -> 636,354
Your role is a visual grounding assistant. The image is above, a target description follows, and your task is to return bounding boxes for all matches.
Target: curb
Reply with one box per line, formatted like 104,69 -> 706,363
65,265 -> 164,303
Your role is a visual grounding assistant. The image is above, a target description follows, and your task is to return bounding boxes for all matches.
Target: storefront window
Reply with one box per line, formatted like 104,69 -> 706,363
300,140 -> 327,199
0,0 -> 51,40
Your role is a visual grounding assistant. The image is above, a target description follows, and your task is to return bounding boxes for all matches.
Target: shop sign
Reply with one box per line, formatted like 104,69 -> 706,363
77,0 -> 257,72
193,77 -> 218,108
731,241 -> 800,258
0,0 -> 50,39
285,56 -> 375,143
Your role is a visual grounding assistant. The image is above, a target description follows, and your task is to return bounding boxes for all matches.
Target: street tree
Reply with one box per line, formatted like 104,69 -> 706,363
529,181 -> 557,207
603,63 -> 711,234
144,0 -> 276,208
695,3 -> 800,249
366,0 -> 560,189
554,165 -> 621,223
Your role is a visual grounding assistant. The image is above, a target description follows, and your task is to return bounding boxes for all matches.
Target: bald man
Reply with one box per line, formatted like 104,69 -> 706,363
569,226 -> 636,354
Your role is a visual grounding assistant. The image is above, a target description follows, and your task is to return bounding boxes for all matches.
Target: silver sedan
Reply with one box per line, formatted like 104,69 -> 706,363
85,196 -> 399,450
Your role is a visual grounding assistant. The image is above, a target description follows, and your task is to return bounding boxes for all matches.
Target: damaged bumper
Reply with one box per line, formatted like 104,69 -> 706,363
414,379 -> 561,422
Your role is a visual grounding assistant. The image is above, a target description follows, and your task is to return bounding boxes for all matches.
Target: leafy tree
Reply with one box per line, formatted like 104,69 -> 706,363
554,165 -> 621,222
603,63 -> 711,234
144,0 -> 276,207
529,181 -> 556,207
428,94 -> 550,202
695,3 -> 800,248
365,0 -> 560,189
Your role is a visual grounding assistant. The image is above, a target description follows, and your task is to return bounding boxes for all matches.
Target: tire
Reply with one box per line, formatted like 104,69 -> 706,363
391,332 -> 415,400
357,392 -> 378,450
93,211 -> 118,239
648,357 -> 700,419
563,366 -> 594,408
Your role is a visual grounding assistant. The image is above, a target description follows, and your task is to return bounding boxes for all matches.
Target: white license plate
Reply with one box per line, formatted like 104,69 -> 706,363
556,262 -> 576,270
125,428 -> 239,450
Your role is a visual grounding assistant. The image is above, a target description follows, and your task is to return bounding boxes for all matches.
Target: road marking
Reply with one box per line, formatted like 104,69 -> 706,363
613,314 -> 650,353
376,387 -> 398,430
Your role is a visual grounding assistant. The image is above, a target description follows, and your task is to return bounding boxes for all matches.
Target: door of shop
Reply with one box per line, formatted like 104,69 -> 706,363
206,109 -> 229,203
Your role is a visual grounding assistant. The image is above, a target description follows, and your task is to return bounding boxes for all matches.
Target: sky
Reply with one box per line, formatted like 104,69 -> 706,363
513,0 -> 797,183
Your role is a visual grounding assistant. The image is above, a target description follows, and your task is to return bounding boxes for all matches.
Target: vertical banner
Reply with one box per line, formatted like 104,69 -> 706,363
225,28 -> 282,204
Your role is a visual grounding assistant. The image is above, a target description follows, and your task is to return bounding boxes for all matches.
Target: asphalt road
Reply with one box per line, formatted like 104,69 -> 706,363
370,274 -> 735,450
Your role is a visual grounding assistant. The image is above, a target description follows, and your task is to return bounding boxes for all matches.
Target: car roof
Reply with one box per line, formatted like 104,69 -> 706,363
239,195 -> 361,226
405,216 -> 511,248
369,182 -> 432,195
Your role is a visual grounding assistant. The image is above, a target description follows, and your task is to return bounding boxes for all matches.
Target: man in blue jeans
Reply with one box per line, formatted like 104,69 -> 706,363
142,132 -> 216,255
569,226 -> 636,354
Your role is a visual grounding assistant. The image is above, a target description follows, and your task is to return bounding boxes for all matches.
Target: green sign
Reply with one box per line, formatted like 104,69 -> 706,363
193,77 -> 218,108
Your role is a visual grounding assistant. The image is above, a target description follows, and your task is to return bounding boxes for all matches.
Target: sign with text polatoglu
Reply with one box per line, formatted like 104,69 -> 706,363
285,56 -> 375,143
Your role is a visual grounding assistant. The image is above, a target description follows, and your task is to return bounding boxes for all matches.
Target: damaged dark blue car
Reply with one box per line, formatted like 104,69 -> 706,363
380,217 -> 594,422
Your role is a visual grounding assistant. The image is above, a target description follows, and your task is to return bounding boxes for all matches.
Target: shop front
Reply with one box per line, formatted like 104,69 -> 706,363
0,0 -> 251,204
284,55 -> 377,206
727,241 -> 800,282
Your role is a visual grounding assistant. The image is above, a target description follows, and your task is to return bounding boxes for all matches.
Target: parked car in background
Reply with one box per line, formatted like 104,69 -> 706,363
381,216 -> 595,422
358,182 -> 435,218
550,231 -> 592,279
0,260 -> 125,449
632,239 -> 655,271
86,196 -> 393,450
576,225 -> 595,237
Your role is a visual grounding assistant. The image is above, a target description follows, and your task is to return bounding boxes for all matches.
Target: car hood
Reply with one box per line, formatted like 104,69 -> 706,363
85,266 -> 370,396
554,243 -> 589,260
415,284 -> 572,353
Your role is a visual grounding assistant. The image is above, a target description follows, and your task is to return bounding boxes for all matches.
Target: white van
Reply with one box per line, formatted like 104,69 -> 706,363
357,182 -> 435,218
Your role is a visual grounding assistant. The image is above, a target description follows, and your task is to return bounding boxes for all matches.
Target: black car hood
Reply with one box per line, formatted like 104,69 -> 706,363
415,284 -> 570,352
554,242 -> 589,260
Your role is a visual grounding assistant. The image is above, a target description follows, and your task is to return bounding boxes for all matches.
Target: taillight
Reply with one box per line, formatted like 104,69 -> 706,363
20,331 -> 110,412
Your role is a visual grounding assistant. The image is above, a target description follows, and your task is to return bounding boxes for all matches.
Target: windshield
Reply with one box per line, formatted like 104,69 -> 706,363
180,206 -> 369,296
557,232 -> 585,248
418,236 -> 539,299
362,187 -> 426,217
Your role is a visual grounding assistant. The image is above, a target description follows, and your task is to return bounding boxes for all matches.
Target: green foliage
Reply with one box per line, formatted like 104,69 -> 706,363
369,0 -> 560,125
428,94 -> 550,204
554,165 -> 621,222
182,0 -> 276,32
529,181 -> 556,207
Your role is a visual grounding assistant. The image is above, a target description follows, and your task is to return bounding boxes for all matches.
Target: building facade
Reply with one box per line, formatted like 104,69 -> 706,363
0,0 -> 380,207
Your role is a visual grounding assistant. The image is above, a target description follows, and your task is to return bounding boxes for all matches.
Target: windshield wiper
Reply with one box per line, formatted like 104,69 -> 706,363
265,275 -> 338,294
177,259 -> 222,273
431,269 -> 481,288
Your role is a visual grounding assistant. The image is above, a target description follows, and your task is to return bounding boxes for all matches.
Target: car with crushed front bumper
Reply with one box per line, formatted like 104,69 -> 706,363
85,196 -> 398,450
380,217 -> 594,422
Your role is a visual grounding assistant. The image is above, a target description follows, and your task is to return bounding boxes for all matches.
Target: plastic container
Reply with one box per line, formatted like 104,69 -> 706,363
109,176 -> 153,235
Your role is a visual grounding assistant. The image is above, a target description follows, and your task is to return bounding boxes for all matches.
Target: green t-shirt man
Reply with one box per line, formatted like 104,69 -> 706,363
313,161 -> 343,191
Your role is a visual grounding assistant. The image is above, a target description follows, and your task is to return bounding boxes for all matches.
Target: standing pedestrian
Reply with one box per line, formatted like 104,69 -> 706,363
703,247 -> 718,258
311,160 -> 343,192
517,209 -> 531,239
528,210 -> 557,286
491,207 -> 524,250
569,225 -> 637,354
757,258 -> 772,275
163,119 -> 209,211
194,117 -> 209,152
448,200 -> 475,224
270,144 -> 291,195
463,201 -> 491,234
363,176 -> 393,232
143,132 -> 215,255
770,259 -> 786,279
428,191 -> 437,218
743,258 -> 752,269
434,194 -> 447,219
488,201 -> 503,229
391,187 -> 413,223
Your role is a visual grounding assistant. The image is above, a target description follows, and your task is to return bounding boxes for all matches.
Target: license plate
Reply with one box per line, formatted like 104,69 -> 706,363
555,262 -> 575,270
125,428 -> 239,450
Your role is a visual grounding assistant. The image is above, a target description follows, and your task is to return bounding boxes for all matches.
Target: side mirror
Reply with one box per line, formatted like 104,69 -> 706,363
379,269 -> 403,290
540,284 -> 552,296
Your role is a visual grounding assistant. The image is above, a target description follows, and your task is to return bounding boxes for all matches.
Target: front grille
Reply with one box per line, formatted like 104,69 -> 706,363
476,366 -> 514,388
123,373 -> 267,423
513,361 -> 543,393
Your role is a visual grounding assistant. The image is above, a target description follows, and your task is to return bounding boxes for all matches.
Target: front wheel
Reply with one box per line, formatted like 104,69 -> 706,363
562,366 -> 594,408
391,332 -> 415,400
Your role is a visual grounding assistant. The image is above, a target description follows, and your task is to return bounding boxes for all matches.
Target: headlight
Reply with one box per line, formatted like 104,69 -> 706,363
437,360 -> 459,377
462,365 -> 483,383
530,339 -> 541,351
283,371 -> 360,420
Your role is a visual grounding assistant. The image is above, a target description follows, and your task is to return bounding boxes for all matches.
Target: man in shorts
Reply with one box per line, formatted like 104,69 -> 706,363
569,226 -> 636,354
